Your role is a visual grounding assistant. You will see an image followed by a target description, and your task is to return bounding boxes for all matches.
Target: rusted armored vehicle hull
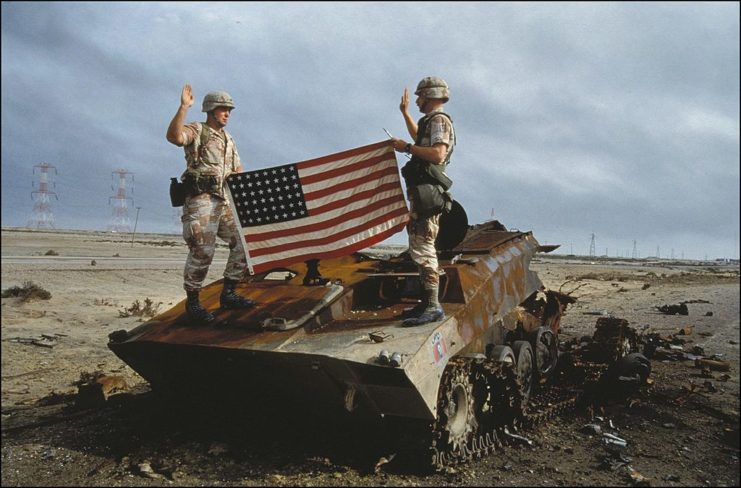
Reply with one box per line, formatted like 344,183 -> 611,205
109,220 -> 573,466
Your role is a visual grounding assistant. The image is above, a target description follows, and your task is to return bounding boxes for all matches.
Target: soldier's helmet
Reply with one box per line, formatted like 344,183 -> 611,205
415,76 -> 449,103
201,91 -> 236,112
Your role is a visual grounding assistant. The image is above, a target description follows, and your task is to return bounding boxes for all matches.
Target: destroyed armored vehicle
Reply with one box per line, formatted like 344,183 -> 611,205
109,216 -> 578,469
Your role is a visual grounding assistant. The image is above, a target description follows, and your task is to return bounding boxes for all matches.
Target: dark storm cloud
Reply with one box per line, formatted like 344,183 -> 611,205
2,2 -> 738,259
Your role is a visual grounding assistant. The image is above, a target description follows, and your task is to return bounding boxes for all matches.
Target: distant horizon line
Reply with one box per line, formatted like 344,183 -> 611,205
2,226 -> 738,264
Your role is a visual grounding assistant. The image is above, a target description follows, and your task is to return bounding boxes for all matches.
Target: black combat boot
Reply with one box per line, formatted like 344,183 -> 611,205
220,279 -> 256,309
398,298 -> 428,319
403,287 -> 444,326
186,289 -> 215,324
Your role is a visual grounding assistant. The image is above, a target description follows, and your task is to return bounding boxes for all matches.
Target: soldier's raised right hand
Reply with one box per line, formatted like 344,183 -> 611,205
399,87 -> 410,114
181,84 -> 194,109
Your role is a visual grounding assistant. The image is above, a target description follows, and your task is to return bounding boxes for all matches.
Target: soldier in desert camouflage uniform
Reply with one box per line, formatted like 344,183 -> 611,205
390,76 -> 456,326
166,84 -> 256,324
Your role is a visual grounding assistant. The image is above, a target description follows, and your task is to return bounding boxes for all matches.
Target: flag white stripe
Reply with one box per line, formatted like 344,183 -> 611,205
299,158 -> 399,195
249,214 -> 409,266
306,183 -> 404,215
244,187 -> 406,235
247,200 -> 408,250
297,146 -> 393,178
304,172 -> 403,208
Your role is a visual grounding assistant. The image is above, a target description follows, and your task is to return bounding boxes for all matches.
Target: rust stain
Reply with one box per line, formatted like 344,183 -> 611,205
109,220 -> 565,422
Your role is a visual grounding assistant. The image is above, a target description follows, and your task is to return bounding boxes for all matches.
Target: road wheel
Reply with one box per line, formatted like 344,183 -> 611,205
433,359 -> 477,455
532,326 -> 559,381
488,344 -> 516,366
512,340 -> 534,404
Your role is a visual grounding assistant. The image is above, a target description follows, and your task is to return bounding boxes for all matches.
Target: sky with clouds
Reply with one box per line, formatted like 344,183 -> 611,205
2,2 -> 739,260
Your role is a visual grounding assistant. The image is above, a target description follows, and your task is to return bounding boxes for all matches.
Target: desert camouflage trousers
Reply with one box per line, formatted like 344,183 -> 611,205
407,213 -> 441,290
181,193 -> 247,292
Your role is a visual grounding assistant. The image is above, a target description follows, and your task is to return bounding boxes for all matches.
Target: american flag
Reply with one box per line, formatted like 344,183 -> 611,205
225,141 -> 409,274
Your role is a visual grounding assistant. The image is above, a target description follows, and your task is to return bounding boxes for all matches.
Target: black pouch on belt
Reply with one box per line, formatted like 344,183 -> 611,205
169,177 -> 187,207
410,184 -> 448,219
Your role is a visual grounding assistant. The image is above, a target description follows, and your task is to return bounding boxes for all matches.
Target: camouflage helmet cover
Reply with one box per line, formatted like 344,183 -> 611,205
415,76 -> 449,103
201,91 -> 236,112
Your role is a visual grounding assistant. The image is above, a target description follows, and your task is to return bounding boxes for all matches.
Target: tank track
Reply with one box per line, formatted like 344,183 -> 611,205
425,354 -> 599,472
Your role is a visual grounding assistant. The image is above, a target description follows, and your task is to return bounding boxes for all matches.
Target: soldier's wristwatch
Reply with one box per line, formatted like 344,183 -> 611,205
404,143 -> 412,154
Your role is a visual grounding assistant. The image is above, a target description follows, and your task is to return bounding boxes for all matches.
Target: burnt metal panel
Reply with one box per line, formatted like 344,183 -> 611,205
109,220 -> 548,420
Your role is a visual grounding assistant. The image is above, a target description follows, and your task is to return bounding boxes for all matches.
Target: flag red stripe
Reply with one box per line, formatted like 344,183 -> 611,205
295,141 -> 391,170
248,206 -> 409,257
299,152 -> 396,185
309,182 -> 403,216
303,165 -> 400,201
246,194 -> 406,242
250,221 -> 408,273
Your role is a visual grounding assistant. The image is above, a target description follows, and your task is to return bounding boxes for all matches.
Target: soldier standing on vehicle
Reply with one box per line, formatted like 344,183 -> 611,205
166,84 -> 256,324
390,76 -> 456,326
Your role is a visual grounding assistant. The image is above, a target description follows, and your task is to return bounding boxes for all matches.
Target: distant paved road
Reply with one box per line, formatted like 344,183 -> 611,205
0,255 -> 226,267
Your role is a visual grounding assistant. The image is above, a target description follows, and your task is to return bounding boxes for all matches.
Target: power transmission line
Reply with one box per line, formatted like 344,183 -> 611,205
589,233 -> 596,258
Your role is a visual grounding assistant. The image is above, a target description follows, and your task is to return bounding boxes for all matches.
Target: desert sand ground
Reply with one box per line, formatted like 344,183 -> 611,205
1,227 -> 739,487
